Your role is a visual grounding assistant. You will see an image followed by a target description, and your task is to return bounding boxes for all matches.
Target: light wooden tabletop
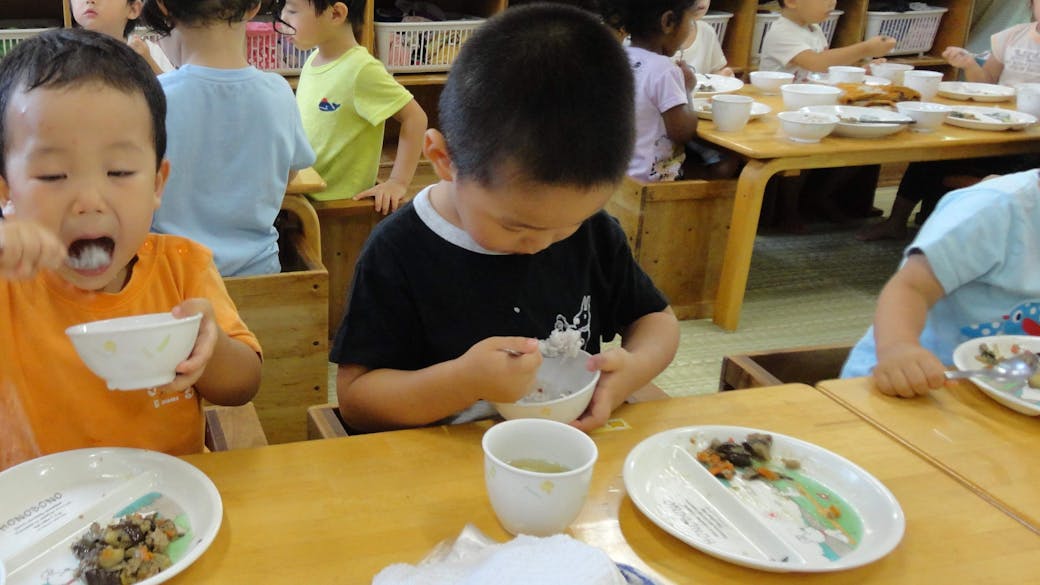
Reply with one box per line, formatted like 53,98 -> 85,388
174,385 -> 1040,584
816,376 -> 1040,534
699,89 -> 1040,332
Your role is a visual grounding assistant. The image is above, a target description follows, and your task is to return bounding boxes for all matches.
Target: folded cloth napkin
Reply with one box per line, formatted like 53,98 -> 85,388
372,525 -> 627,585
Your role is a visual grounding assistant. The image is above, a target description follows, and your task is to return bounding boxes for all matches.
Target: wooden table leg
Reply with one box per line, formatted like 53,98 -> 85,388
712,159 -> 783,331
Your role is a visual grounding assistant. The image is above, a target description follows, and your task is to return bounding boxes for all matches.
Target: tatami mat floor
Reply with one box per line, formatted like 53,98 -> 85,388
327,189 -> 908,402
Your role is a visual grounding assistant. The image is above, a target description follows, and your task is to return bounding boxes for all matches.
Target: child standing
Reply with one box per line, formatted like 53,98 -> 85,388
759,0 -> 895,82
678,0 -> 733,77
276,0 -> 427,212
141,0 -> 315,277
859,0 -> 1040,241
624,0 -> 700,182
331,4 -> 679,433
0,29 -> 262,470
70,0 -> 175,73
841,170 -> 1040,397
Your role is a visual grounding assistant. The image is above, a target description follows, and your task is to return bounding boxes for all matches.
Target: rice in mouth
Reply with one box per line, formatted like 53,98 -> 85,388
66,237 -> 114,271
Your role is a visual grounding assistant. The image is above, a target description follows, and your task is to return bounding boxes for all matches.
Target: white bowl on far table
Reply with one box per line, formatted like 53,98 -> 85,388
871,62 -> 914,85
777,110 -> 839,143
780,83 -> 842,110
828,65 -> 866,84
895,101 -> 951,132
492,350 -> 599,423
749,71 -> 794,95
66,312 -> 202,390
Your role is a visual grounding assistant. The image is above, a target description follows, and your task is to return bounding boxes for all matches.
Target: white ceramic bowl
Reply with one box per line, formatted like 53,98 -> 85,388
801,105 -> 912,138
483,418 -> 598,535
871,62 -> 913,84
777,110 -> 839,143
895,101 -> 951,132
66,312 -> 202,390
780,83 -> 842,110
828,65 -> 866,84
749,71 -> 794,95
492,350 -> 599,423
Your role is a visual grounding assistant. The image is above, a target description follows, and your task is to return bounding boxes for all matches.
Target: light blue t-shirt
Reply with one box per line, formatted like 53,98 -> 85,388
153,65 -> 316,276
842,169 -> 1040,378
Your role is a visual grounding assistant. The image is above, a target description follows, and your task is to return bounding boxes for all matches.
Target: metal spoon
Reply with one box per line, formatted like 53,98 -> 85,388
945,351 -> 1040,381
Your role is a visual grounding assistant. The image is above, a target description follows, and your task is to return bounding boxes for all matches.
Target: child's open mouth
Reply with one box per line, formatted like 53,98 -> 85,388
66,237 -> 114,273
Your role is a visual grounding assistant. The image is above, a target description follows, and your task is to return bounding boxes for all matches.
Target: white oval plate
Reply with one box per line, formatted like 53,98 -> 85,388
944,105 -> 1037,130
951,335 -> 1040,416
692,98 -> 772,121
623,426 -> 905,572
800,105 -> 912,138
937,81 -> 1015,102
0,448 -> 221,585
693,73 -> 744,97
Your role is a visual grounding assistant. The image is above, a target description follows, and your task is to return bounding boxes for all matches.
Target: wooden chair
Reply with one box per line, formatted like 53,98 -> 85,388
719,343 -> 852,391
607,176 -> 736,321
222,193 -> 329,444
305,383 -> 671,440
203,402 -> 269,451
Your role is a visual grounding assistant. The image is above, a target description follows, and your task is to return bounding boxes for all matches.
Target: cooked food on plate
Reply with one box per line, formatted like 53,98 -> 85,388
836,83 -> 920,108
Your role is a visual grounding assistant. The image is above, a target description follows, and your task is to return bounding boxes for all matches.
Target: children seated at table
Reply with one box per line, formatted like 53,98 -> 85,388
70,0 -> 175,74
678,0 -> 733,77
275,0 -> 427,212
841,170 -> 1040,397
330,4 -> 679,433
859,0 -> 1040,241
141,0 -> 315,277
0,29 -> 261,471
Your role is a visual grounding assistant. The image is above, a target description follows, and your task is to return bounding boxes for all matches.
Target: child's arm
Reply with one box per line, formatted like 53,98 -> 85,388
942,46 -> 1003,84
662,62 -> 699,144
871,254 -> 947,398
128,36 -> 164,75
790,36 -> 896,73
0,218 -> 67,280
572,308 -> 680,432
353,99 -> 428,215
162,299 -> 261,406
337,336 -> 542,432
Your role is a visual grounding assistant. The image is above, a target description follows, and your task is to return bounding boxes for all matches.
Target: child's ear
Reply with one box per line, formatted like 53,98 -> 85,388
245,1 -> 262,21
330,2 -> 350,24
127,0 -> 144,21
152,159 -> 170,209
0,174 -> 10,216
423,129 -> 456,182
661,10 -> 678,33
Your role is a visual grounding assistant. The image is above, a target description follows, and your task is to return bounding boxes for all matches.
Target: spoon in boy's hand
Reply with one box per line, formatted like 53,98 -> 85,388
945,351 -> 1040,381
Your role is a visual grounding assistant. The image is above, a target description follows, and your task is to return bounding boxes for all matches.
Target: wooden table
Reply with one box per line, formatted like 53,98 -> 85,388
699,91 -> 1040,331
817,376 -> 1040,534
173,385 -> 1040,583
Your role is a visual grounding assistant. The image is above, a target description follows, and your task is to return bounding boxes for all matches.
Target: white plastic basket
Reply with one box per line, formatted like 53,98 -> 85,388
752,11 -> 843,66
0,28 -> 55,59
701,11 -> 733,43
866,7 -> 948,56
375,19 -> 484,73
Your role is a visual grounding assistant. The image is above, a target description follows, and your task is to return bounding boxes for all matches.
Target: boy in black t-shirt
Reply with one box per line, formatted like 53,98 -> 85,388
330,4 -> 680,433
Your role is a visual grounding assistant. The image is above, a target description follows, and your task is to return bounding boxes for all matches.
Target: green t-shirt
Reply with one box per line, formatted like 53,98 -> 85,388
296,46 -> 413,201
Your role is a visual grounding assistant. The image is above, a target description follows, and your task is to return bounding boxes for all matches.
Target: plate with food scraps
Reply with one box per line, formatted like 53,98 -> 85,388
937,81 -> 1015,102
693,73 -> 744,97
800,105 -> 913,139
944,106 -> 1037,131
0,448 -> 221,585
951,335 -> 1040,416
692,98 -> 772,121
623,425 -> 904,572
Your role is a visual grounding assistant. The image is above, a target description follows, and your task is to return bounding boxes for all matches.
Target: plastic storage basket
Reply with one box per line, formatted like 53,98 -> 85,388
245,22 -> 314,75
375,19 -> 484,73
866,7 -> 948,56
0,28 -> 55,59
702,11 -> 733,43
752,11 -> 843,66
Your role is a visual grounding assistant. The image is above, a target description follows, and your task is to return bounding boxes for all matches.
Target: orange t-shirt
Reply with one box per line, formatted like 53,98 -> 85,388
0,234 -> 261,470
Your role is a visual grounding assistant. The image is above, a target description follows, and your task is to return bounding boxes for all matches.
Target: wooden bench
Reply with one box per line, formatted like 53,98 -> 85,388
719,343 -> 852,391
607,176 -> 736,320
203,403 -> 269,451
222,193 -> 329,444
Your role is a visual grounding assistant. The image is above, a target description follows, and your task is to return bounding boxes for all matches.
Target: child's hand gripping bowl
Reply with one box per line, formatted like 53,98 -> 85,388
66,311 -> 202,390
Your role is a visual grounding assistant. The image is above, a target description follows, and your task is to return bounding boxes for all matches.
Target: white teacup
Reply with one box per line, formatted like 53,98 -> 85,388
1015,83 -> 1040,118
711,94 -> 754,132
871,62 -> 913,85
828,65 -> 866,84
482,418 -> 597,536
902,70 -> 944,100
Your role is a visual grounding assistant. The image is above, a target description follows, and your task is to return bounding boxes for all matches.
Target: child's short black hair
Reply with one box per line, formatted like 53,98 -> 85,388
624,0 -> 696,40
271,0 -> 366,31
140,0 -> 262,36
439,3 -> 634,188
0,28 -> 166,177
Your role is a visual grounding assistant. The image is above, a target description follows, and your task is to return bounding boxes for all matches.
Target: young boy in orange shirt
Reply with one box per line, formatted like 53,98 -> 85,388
0,29 -> 262,470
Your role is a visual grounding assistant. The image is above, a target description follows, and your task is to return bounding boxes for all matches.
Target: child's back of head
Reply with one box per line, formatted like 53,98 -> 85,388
438,3 -> 634,189
623,0 -> 696,40
140,0 -> 260,34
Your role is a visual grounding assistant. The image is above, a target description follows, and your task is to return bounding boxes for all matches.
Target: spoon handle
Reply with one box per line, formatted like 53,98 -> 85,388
944,369 -> 1023,380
